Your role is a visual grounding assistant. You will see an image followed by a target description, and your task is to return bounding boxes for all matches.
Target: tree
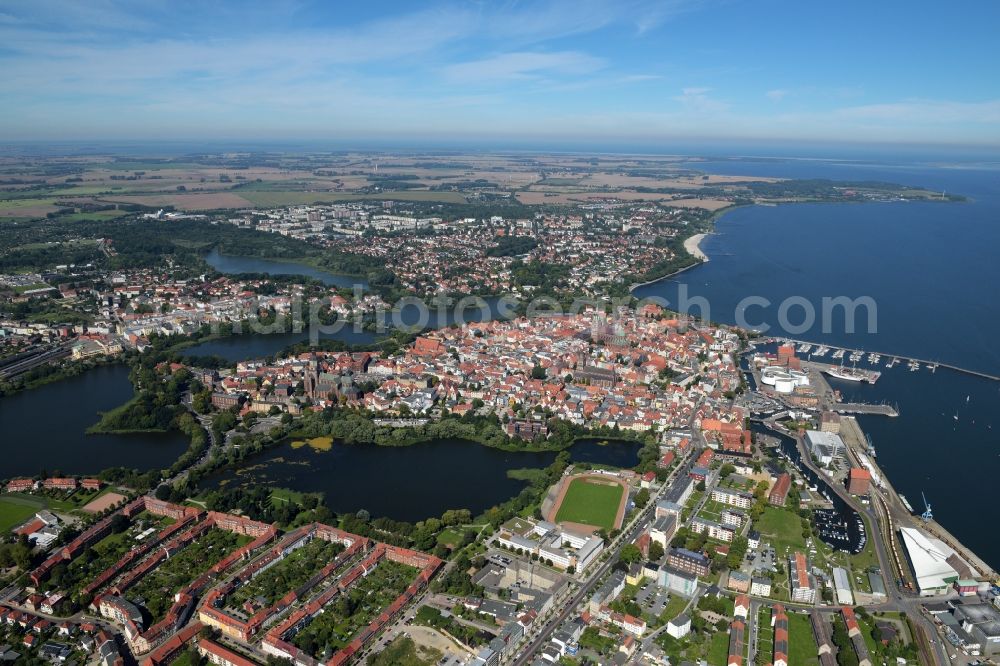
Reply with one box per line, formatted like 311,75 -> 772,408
649,541 -> 665,562
634,488 -> 650,507
531,364 -> 547,380
619,544 -> 642,565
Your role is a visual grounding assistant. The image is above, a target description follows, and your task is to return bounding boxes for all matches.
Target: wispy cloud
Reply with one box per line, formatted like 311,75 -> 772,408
443,51 -> 605,84
622,74 -> 662,83
674,87 -> 728,113
835,99 -> 1000,125
766,89 -> 790,101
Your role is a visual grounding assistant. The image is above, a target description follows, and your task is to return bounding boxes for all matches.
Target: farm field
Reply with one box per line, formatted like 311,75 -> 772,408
238,189 -> 468,206
553,477 -> 624,531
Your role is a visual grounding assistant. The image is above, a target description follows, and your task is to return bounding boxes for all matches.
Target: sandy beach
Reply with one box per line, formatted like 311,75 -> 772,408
684,233 -> 710,261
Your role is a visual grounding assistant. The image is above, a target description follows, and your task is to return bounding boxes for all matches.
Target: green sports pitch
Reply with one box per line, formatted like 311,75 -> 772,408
554,477 -> 624,530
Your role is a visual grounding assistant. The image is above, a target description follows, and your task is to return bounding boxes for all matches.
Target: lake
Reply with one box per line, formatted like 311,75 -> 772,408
199,436 -> 642,522
0,364 -> 189,478
183,328 -> 377,363
191,251 -> 515,361
204,248 -> 368,289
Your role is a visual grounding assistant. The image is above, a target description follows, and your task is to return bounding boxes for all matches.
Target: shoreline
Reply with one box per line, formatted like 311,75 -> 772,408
683,232 -> 710,262
629,203 -> 750,292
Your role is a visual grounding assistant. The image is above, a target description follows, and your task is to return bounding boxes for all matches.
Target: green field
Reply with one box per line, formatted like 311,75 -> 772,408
756,506 -> 808,558
705,630 -> 730,665
554,477 -> 624,530
787,611 -> 820,665
239,189 -> 467,207
0,197 -> 57,212
0,497 -> 41,533
59,209 -> 128,221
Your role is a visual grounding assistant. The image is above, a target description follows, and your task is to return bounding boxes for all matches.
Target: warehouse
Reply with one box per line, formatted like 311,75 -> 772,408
899,526 -> 959,596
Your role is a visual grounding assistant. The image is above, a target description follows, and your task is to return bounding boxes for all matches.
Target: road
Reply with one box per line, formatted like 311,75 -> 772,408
773,422 -> 960,665
509,445 -> 697,665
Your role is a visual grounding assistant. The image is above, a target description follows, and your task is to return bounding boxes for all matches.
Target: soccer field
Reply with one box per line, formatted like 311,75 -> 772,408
554,477 -> 624,530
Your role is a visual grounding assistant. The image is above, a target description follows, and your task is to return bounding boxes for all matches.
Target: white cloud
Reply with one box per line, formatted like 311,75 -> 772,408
766,89 -> 789,101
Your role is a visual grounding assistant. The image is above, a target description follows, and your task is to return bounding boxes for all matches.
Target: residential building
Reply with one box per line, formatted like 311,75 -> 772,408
712,487 -> 753,509
789,551 -> 816,603
750,576 -> 772,597
667,613 -> 691,639
667,548 -> 710,577
649,514 -> 677,549
769,473 -> 791,506
773,605 -> 789,666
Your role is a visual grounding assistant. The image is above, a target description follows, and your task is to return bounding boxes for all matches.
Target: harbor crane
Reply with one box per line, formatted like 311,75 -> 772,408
921,492 -> 933,522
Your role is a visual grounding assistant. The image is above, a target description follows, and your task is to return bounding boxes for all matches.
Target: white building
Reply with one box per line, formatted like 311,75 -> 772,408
899,527 -> 960,596
711,487 -> 753,509
751,576 -> 772,597
805,430 -> 846,466
667,613 -> 691,639
832,566 -> 855,605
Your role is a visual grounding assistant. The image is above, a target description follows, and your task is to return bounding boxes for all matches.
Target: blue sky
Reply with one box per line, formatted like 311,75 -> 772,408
1,0 -> 999,147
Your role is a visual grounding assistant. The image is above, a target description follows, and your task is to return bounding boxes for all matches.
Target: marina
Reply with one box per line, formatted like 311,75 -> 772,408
759,337 -> 1000,383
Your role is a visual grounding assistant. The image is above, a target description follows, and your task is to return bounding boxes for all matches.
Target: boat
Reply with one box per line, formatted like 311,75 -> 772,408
899,495 -> 914,513
825,366 -> 880,383
832,349 -> 845,359
826,367 -> 865,382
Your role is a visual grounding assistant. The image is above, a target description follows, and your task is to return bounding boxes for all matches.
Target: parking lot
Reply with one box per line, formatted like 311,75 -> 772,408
635,579 -> 671,617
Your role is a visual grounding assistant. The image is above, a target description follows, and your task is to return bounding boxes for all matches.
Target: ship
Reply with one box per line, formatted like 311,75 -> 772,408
825,366 -> 880,383
899,495 -> 914,513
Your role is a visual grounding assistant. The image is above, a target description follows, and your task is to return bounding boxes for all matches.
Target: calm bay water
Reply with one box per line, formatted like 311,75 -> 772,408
636,158 -> 1000,568
0,365 -> 188,477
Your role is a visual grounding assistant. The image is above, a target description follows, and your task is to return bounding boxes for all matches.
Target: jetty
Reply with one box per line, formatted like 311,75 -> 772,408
834,402 -> 899,417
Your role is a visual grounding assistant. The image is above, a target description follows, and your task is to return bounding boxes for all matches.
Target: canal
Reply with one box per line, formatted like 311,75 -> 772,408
751,422 -> 866,554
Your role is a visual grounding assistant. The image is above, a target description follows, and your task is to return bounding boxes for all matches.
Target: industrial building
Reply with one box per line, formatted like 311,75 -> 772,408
899,527 -> 960,596
805,430 -> 846,466
832,567 -> 855,605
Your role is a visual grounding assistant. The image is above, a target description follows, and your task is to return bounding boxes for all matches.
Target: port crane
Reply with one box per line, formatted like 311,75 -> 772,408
921,492 -> 933,521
